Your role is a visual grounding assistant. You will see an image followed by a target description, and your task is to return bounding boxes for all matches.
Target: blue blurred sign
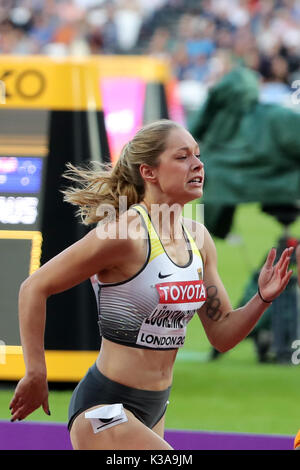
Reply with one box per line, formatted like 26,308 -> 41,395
0,157 -> 43,193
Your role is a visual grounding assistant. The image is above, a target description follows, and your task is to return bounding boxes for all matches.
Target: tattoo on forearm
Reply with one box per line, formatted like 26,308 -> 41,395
206,285 -> 223,321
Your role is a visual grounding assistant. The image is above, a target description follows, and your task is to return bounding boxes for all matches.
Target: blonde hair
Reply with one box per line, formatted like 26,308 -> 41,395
62,119 -> 183,225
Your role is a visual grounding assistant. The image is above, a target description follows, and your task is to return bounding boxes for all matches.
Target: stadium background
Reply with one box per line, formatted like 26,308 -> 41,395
0,0 -> 300,450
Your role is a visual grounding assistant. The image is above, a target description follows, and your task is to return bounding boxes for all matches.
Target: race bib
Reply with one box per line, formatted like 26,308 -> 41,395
136,280 -> 206,349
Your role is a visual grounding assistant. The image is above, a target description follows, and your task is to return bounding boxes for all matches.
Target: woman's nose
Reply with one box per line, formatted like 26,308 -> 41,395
192,155 -> 204,169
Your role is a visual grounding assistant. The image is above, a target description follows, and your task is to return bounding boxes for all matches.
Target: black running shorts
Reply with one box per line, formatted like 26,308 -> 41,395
68,363 -> 171,431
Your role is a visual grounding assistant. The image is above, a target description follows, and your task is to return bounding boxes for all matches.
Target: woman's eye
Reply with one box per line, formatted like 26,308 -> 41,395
177,154 -> 201,160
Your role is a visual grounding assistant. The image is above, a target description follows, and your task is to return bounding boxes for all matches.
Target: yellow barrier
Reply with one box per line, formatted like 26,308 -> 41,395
0,55 -> 170,110
0,55 -> 173,381
0,347 -> 98,382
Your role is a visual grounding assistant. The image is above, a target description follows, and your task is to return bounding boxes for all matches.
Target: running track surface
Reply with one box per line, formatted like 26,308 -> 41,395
0,420 -> 294,450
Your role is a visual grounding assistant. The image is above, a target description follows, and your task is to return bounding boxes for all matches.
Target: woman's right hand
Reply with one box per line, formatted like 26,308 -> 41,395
9,373 -> 50,422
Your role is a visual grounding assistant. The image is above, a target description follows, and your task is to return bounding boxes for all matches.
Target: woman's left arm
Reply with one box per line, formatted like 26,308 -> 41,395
197,226 -> 294,353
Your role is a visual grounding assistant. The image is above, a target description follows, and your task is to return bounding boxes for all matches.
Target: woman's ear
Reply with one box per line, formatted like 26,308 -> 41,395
139,164 -> 158,184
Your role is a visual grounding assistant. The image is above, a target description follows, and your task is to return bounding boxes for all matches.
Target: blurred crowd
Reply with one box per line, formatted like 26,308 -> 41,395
1,0 -> 300,110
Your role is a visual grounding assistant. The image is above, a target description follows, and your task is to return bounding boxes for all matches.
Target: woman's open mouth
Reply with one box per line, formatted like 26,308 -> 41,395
187,176 -> 203,186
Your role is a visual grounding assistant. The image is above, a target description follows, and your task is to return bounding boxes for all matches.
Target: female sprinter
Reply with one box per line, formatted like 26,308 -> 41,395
9,120 -> 294,450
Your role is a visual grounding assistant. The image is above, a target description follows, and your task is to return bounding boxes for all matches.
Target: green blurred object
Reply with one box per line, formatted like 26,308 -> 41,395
189,66 -> 300,237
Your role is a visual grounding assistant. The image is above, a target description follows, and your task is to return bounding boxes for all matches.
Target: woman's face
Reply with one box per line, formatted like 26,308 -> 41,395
149,127 -> 204,204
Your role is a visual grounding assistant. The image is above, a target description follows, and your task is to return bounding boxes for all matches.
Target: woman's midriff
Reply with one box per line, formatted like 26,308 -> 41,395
96,338 -> 178,391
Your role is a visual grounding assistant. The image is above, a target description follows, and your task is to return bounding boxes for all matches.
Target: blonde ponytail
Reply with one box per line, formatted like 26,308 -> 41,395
62,119 -> 182,225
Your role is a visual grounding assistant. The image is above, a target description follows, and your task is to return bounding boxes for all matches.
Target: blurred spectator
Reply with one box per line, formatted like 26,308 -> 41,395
171,43 -> 194,80
260,54 -> 292,105
0,0 -> 299,114
185,17 -> 216,59
114,0 -> 143,51
147,27 -> 172,59
1,21 -> 36,54
28,10 -> 57,49
100,4 -> 119,53
86,27 -> 103,55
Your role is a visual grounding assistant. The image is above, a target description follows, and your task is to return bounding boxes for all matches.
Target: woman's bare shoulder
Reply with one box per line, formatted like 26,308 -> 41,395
95,207 -> 143,243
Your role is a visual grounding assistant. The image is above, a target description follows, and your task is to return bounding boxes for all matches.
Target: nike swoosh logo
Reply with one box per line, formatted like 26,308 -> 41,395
96,418 -> 123,430
158,272 -> 173,279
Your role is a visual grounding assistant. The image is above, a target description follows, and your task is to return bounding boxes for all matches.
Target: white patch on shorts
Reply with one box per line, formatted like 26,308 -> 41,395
85,403 -> 128,433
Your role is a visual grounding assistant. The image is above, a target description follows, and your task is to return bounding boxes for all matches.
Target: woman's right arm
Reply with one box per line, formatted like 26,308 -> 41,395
9,219 -> 137,422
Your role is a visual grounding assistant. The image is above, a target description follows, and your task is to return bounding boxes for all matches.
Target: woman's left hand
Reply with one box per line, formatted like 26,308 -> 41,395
258,247 -> 294,303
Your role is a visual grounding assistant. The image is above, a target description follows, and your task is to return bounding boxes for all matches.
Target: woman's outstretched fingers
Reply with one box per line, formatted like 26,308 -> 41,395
278,256 -> 291,277
42,399 -> 51,416
277,249 -> 293,286
281,269 -> 294,290
259,246 -> 295,302
9,392 -> 20,411
276,247 -> 293,268
274,247 -> 294,278
265,247 -> 277,269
